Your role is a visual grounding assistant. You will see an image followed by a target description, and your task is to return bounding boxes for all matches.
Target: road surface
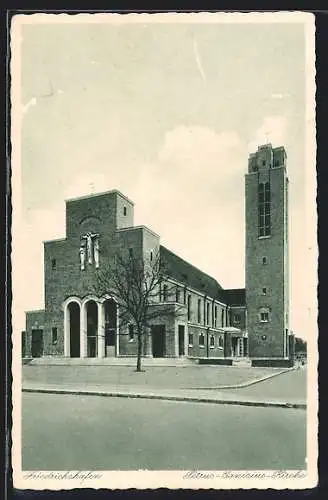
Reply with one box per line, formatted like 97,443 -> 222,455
22,393 -> 306,471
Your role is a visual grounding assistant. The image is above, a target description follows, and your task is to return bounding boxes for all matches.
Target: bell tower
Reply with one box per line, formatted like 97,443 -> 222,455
245,144 -> 289,359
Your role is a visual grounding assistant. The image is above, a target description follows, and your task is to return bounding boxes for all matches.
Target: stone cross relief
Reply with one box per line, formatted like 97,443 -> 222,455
79,232 -> 100,270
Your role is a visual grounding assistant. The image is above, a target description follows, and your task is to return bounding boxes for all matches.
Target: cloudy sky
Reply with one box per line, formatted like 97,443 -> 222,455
12,14 -> 316,339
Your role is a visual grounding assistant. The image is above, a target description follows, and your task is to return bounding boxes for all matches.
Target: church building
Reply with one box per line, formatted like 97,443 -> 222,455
23,144 -> 293,366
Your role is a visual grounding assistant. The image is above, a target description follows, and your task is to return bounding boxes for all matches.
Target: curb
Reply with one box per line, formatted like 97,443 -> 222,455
22,387 -> 306,410
188,367 -> 295,391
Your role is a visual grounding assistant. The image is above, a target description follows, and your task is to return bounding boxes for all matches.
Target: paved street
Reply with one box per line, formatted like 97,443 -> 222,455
22,392 -> 306,471
221,368 -> 307,400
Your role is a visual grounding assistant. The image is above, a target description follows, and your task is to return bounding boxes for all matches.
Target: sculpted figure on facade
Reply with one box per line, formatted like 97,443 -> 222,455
79,245 -> 86,271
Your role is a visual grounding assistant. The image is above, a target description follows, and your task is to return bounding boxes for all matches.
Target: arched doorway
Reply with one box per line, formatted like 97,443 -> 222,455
104,298 -> 117,357
86,300 -> 98,358
68,302 -> 80,358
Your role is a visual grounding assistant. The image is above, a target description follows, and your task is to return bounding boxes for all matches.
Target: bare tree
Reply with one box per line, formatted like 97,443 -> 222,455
94,249 -> 185,372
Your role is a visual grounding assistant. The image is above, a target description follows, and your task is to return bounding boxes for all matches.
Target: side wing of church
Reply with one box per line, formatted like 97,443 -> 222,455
22,144 -> 294,367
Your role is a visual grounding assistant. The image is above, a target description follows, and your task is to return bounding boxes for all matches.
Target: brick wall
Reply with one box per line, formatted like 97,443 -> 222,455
245,147 -> 288,358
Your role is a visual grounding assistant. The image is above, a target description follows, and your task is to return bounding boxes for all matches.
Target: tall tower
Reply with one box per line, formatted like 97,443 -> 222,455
245,144 -> 289,359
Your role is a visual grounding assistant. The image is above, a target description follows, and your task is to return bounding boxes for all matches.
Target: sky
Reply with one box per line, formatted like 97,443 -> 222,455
12,14 -> 316,340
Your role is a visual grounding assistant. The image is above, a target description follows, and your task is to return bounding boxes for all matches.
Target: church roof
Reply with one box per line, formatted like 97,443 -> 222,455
160,245 -> 225,301
224,288 -> 246,307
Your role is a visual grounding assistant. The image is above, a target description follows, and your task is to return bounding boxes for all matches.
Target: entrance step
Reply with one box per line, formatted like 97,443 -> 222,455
26,356 -> 199,367
232,357 -> 252,367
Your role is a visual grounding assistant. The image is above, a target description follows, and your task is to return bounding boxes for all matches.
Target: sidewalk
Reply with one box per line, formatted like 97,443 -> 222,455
22,380 -> 306,410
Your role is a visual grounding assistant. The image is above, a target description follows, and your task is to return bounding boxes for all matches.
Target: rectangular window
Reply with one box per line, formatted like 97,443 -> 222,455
258,182 -> 271,237
176,286 -> 180,303
129,248 -> 133,257
262,287 -> 267,295
150,251 -> 153,261
163,284 -> 168,301
123,206 -> 127,216
188,334 -> 193,346
51,258 -> 56,270
197,299 -> 201,323
209,335 -> 215,348
52,327 -> 57,345
206,303 -> 210,325
262,256 -> 267,265
218,336 -> 224,348
187,295 -> 191,321
184,287 -> 187,304
260,312 -> 269,322
234,314 -> 241,324
221,309 -> 224,327
214,306 -> 217,327
199,333 -> 205,347
128,324 -> 134,341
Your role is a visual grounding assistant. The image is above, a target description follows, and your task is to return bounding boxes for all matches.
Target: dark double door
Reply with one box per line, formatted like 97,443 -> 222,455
151,325 -> 166,358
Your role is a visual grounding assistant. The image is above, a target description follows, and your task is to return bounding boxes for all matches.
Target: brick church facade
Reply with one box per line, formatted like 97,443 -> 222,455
23,144 -> 293,365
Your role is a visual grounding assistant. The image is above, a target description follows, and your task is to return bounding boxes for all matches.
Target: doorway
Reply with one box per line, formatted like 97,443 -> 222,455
31,329 -> 43,357
68,302 -> 80,358
151,325 -> 166,358
104,299 -> 117,357
86,300 -> 98,358
178,325 -> 185,356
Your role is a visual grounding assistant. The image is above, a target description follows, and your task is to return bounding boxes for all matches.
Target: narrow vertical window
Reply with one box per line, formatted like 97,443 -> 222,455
197,299 -> 201,323
199,333 -> 205,347
221,309 -> 224,327
128,324 -> 134,341
210,335 -> 215,348
206,303 -> 210,325
176,286 -> 180,303
51,258 -> 56,270
163,284 -> 168,301
187,295 -> 191,321
123,206 -> 127,216
214,306 -> 217,328
150,251 -> 153,261
258,182 -> 271,237
52,327 -> 57,344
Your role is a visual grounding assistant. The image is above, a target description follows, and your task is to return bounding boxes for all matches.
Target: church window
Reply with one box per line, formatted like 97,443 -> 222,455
197,299 -> 201,323
214,306 -> 218,327
51,259 -> 56,270
128,324 -> 134,341
123,206 -> 127,216
218,335 -> 224,348
150,251 -> 153,261
187,295 -> 192,321
210,335 -> 215,348
258,182 -> 271,237
188,334 -> 193,346
199,333 -> 205,347
259,308 -> 270,322
52,327 -> 57,344
234,314 -> 241,324
221,309 -> 224,327
206,303 -> 210,325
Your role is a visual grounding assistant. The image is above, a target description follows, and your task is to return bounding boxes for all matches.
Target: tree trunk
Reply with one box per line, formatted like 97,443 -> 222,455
136,330 -> 143,372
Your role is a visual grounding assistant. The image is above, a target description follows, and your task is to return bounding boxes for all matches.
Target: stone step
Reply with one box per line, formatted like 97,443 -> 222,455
232,357 -> 252,367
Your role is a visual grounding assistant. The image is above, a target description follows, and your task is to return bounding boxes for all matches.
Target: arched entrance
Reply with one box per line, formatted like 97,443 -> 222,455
86,300 -> 98,358
104,298 -> 117,357
68,302 -> 80,358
